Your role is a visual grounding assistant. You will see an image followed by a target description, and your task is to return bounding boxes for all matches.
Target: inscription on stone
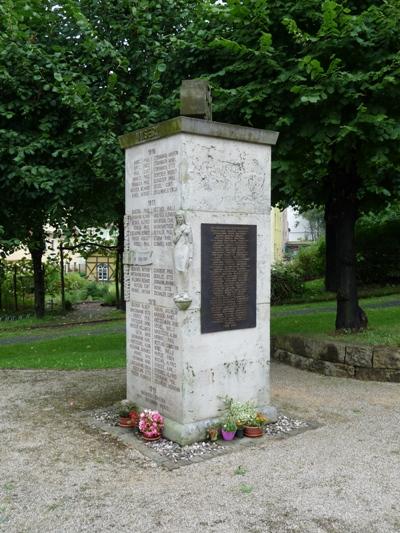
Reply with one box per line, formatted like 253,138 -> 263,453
201,224 -> 256,333
129,149 -> 178,202
129,302 -> 152,381
153,206 -> 175,247
153,268 -> 174,298
129,300 -> 180,409
129,209 -> 151,247
131,266 -> 151,295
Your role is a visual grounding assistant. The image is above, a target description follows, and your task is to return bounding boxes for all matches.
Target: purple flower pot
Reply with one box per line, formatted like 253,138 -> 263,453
221,429 -> 236,441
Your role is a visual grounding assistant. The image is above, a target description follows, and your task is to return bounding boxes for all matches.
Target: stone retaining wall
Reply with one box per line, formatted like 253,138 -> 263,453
271,335 -> 400,382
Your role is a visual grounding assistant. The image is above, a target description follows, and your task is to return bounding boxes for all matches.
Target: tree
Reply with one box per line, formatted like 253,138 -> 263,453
0,0 -> 194,315
0,0 -> 105,316
178,0 -> 400,330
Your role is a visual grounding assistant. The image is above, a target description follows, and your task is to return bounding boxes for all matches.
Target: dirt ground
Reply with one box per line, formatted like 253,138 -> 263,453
0,362 -> 399,532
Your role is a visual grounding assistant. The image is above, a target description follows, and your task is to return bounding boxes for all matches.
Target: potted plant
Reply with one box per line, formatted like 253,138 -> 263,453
221,418 -> 237,441
235,420 -> 245,439
118,401 -> 139,428
207,426 -> 219,442
118,406 -> 134,428
244,412 -> 269,438
138,409 -> 164,441
127,403 -> 139,428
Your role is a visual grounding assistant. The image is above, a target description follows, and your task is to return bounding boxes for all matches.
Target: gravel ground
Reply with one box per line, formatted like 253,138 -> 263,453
1,363 -> 400,532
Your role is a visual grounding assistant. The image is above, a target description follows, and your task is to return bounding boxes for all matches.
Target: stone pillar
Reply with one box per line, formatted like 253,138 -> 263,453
120,116 -> 278,444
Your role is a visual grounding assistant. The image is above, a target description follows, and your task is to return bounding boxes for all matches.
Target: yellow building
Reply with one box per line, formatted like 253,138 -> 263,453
85,256 -> 116,282
271,207 -> 286,263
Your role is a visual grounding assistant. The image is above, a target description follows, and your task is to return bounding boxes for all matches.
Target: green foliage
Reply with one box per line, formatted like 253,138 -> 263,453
223,397 -> 257,426
293,240 -> 325,281
239,484 -> 253,494
356,217 -> 400,284
63,272 -> 88,291
102,286 -> 117,307
0,260 -> 34,311
179,0 -> 400,210
234,465 -> 247,476
271,263 -> 305,304
179,0 -> 400,329
222,417 -> 237,432
86,281 -> 109,299
62,278 -> 112,304
0,0 -> 195,315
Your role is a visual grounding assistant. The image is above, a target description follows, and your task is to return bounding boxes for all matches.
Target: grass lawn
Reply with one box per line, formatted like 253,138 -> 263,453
271,293 -> 400,315
0,319 -> 125,341
0,332 -> 126,369
282,278 -> 400,305
271,305 -> 400,346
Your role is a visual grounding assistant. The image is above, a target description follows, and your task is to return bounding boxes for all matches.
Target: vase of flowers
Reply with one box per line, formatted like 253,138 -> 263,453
138,409 -> 164,440
244,412 -> 268,438
118,401 -> 139,428
221,418 -> 237,441
207,426 -> 219,442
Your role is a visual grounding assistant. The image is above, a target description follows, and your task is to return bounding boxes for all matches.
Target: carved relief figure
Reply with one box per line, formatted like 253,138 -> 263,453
173,210 -> 193,301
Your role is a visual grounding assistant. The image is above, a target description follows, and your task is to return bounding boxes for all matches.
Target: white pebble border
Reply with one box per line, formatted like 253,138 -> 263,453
92,407 -> 309,464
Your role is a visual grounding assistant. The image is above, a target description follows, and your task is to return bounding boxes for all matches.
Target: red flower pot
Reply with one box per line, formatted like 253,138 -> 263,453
244,426 -> 263,438
119,417 -> 134,428
129,410 -> 139,427
142,434 -> 161,441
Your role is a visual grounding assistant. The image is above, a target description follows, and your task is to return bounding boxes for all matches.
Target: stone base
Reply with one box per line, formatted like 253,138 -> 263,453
163,405 -> 277,446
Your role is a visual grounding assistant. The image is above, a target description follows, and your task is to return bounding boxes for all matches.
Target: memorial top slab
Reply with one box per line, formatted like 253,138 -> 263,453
119,116 -> 279,149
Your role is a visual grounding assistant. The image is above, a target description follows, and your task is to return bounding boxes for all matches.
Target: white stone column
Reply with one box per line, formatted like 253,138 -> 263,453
120,117 -> 278,444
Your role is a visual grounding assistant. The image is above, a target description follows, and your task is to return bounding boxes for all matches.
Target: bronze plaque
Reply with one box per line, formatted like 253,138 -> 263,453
201,224 -> 256,333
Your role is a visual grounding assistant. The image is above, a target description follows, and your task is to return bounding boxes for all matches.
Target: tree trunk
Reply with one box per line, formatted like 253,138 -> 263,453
13,264 -> 18,312
60,244 -> 66,311
335,179 -> 366,331
29,237 -> 46,318
117,216 -> 126,311
120,249 -> 125,307
115,247 -> 120,307
324,199 -> 338,292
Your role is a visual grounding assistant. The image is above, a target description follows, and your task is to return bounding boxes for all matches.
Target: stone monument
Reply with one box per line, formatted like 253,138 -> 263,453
120,81 -> 279,444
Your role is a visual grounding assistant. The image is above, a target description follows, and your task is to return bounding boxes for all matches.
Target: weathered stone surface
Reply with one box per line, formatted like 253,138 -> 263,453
119,116 -> 279,149
387,371 -> 400,383
274,336 -> 345,363
273,335 -> 400,382
373,346 -> 400,369
122,121 -> 276,444
313,340 -> 346,364
273,335 -> 314,359
355,367 -> 391,382
273,349 -> 354,378
306,359 -> 354,378
180,79 -> 212,120
273,349 -> 311,371
355,367 -> 400,382
345,345 -> 373,368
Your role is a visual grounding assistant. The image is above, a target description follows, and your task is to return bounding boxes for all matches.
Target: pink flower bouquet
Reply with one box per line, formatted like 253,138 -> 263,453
138,409 -> 164,439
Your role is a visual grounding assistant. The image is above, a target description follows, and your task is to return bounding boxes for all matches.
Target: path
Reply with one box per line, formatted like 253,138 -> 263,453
0,363 -> 399,532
